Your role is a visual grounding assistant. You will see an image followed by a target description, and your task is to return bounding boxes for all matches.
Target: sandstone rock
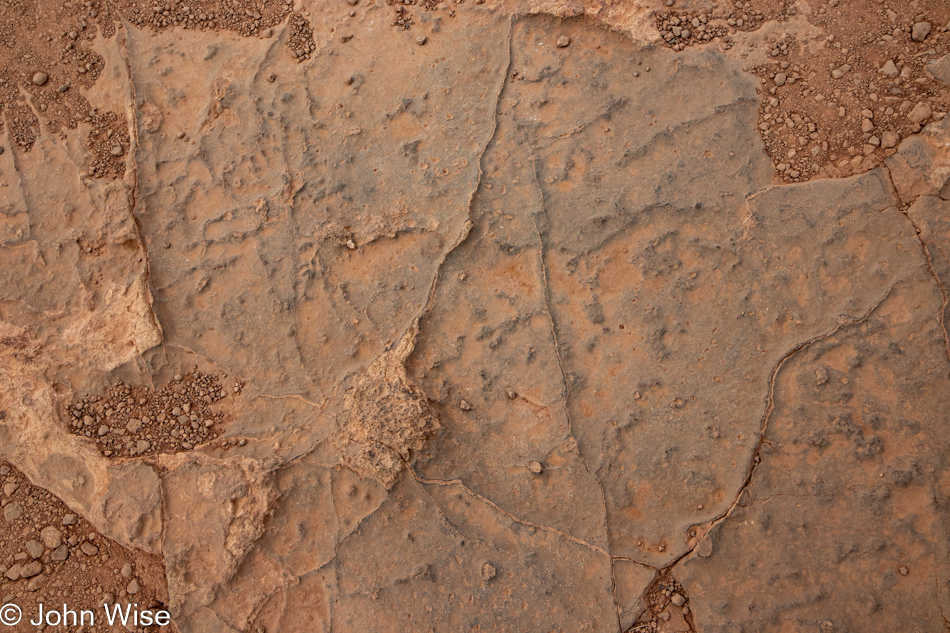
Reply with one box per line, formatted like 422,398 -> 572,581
40,526 -> 62,549
3,503 -> 22,521
50,544 -> 69,561
25,540 -> 44,559
881,130 -> 900,149
3,6 -> 950,633
929,53 -> 950,86
908,102 -> 933,124
912,21 -> 932,42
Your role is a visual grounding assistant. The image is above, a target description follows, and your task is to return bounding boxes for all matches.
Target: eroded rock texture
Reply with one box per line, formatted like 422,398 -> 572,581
2,3 -> 950,633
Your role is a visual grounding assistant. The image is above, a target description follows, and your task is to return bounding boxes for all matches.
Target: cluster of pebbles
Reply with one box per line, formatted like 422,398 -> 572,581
656,0 -> 949,184
287,11 -> 316,61
656,13 -> 729,51
656,0 -> 795,51
752,7 -> 949,182
634,571 -> 693,632
0,0 -> 115,156
113,0 -> 292,36
387,0 -> 469,30
0,462 -> 168,622
65,372 -> 232,458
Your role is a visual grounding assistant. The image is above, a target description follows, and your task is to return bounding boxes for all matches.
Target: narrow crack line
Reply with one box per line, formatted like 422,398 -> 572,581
254,391 -> 325,409
543,96 -> 627,143
662,282 -> 897,573
408,467 -> 656,570
407,16 -> 514,338
527,150 -> 624,630
601,97 -> 759,165
116,20 -> 168,362
612,555 -> 659,569
410,468 -> 610,556
410,476 -> 486,548
877,168 -> 950,366
164,343 -> 323,408
933,561 -> 950,630
903,211 -> 950,366
234,473 -> 382,620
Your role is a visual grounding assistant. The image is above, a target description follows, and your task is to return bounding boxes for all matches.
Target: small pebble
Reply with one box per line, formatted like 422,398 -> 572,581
25,540 -> 44,560
41,526 -> 62,549
416,35 -> 427,45
556,35 -> 570,48
50,544 -> 69,562
527,461 -> 544,474
32,72 -> 49,86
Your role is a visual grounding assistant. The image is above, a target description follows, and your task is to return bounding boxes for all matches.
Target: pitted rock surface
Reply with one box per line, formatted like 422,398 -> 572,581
2,2 -> 950,633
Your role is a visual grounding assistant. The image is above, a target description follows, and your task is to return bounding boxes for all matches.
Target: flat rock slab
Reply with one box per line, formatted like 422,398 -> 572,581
2,7 -> 950,633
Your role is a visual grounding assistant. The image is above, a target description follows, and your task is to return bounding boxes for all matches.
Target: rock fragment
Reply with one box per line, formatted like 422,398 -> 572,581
907,102 -> 933,124
3,502 -> 22,521
912,22 -> 931,42
880,60 -> 899,78
556,35 -> 570,48
32,72 -> 48,86
831,64 -> 851,79
41,526 -> 62,549
25,540 -> 44,559
50,545 -> 69,561
527,461 -> 544,474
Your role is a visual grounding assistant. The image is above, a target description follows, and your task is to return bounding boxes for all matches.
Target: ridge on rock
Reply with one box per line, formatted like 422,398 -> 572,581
338,323 -> 438,488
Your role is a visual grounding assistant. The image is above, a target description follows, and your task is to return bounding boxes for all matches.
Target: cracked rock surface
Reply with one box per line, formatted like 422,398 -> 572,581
2,1 -> 950,632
